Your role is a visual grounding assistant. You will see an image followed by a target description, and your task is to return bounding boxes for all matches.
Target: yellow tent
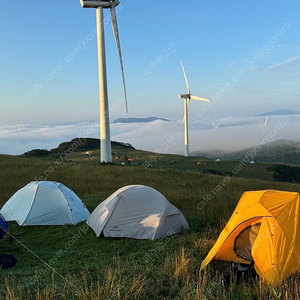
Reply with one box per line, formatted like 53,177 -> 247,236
200,190 -> 300,285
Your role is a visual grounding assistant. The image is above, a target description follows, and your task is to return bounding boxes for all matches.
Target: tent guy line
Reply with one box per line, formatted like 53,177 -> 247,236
0,224 -> 72,285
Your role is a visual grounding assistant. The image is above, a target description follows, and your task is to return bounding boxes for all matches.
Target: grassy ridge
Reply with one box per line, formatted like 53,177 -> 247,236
192,139 -> 300,165
0,153 -> 300,299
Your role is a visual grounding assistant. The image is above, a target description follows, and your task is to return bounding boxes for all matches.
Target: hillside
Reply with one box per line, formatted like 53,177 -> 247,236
0,152 -> 300,299
21,138 -> 135,157
15,137 -> 298,183
192,139 -> 300,164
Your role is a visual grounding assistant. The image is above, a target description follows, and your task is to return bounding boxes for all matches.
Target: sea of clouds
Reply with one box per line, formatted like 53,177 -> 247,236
0,114 -> 299,156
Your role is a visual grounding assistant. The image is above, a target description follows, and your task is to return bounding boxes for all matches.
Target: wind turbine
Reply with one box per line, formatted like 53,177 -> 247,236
260,115 -> 268,128
179,60 -> 211,157
79,0 -> 128,163
259,115 -> 268,139
212,123 -> 219,129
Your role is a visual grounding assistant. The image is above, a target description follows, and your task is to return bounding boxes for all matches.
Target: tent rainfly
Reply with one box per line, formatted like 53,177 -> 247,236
0,181 -> 90,226
87,185 -> 189,240
200,190 -> 300,285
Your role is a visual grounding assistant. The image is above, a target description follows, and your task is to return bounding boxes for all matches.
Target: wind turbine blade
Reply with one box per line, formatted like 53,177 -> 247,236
110,6 -> 128,113
180,60 -> 190,95
191,95 -> 211,102
265,115 -> 268,126
182,115 -> 185,125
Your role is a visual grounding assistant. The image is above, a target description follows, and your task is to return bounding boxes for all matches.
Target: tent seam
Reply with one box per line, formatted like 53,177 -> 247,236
23,183 -> 39,226
153,202 -> 171,240
59,183 -> 76,225
100,194 -> 122,237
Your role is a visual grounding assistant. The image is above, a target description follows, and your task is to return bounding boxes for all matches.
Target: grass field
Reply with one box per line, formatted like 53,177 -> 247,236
0,149 -> 300,300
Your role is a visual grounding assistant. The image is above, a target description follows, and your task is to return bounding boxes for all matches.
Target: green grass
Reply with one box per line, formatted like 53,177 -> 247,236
0,151 -> 300,299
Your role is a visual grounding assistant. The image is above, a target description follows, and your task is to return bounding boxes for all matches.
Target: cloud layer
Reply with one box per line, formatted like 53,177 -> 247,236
0,115 -> 299,156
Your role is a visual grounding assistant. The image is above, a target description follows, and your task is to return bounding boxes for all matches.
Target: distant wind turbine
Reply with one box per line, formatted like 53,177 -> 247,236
212,123 -> 219,129
79,0 -> 128,163
260,115 -> 268,128
178,60 -> 211,157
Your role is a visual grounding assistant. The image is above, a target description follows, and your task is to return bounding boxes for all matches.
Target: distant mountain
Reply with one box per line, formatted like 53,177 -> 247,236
255,109 -> 300,117
112,117 -> 169,124
192,140 -> 300,164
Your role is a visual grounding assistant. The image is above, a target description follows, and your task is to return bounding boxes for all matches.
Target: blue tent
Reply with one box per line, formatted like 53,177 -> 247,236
0,215 -> 16,269
0,215 -> 8,240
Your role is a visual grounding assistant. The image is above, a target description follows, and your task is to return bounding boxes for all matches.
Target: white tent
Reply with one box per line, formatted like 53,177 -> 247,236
0,181 -> 90,225
87,185 -> 189,240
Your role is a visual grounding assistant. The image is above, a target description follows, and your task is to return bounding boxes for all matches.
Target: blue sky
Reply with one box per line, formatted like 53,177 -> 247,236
0,0 -> 299,125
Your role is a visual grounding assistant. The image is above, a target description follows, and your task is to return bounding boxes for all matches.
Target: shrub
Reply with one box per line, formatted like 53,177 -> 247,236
267,164 -> 300,183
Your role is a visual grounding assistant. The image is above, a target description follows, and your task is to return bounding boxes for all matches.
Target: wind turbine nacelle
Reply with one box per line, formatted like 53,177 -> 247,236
80,0 -> 120,8
179,94 -> 190,99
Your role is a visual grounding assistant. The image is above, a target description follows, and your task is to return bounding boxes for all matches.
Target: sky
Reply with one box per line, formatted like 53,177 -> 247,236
0,1 -> 300,155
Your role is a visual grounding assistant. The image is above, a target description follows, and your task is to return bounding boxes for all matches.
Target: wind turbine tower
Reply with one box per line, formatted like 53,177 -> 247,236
79,0 -> 128,163
178,60 -> 211,157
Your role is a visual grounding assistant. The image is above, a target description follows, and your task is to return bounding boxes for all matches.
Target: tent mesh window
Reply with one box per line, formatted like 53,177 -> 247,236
234,223 -> 261,261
